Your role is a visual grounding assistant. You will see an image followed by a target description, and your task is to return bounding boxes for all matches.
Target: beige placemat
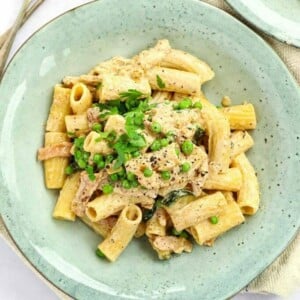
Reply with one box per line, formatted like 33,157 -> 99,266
1,0 -> 299,299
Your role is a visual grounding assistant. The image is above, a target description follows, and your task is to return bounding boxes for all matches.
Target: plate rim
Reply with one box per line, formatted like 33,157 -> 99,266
0,0 -> 299,299
225,0 -> 300,48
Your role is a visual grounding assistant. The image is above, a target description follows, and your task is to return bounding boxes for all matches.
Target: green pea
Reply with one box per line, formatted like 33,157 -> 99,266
74,149 -> 83,160
132,151 -> 140,158
109,173 -> 119,182
82,152 -> 90,161
150,140 -> 161,151
131,180 -> 139,188
65,165 -> 74,175
143,168 -> 153,177
127,172 -> 136,181
178,98 -> 192,110
97,160 -> 105,169
87,172 -> 96,181
193,101 -> 202,109
74,137 -> 84,149
160,138 -> 169,147
85,165 -> 94,176
77,158 -> 87,169
181,162 -> 191,173
122,179 -> 131,189
161,170 -> 171,181
151,122 -> 162,133
210,216 -> 219,224
181,140 -> 194,155
93,153 -> 103,163
102,184 -> 114,194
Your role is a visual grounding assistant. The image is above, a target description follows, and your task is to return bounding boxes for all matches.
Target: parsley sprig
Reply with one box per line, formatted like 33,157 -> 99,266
67,89 -> 155,182
156,75 -> 166,89
104,90 -> 153,169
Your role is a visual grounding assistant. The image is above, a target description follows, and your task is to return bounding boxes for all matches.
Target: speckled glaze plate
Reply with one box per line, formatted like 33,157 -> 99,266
0,0 -> 299,299
226,0 -> 300,47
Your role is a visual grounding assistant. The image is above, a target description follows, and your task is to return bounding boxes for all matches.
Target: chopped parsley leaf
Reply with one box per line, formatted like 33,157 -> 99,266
156,75 -> 166,88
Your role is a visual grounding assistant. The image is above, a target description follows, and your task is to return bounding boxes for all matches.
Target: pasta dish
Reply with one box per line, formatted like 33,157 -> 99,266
38,40 -> 259,262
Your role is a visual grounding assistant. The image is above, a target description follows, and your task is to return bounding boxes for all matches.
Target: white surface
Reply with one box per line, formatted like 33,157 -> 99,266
0,1 -> 299,299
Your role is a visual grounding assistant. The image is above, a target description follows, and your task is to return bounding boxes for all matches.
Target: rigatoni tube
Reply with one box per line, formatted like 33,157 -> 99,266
98,74 -> 151,102
70,83 -> 92,114
221,103 -> 256,130
80,215 -> 117,238
145,208 -> 167,237
146,67 -> 201,95
161,49 -> 215,83
43,132 -> 69,189
231,153 -> 260,215
206,118 -> 231,174
46,85 -> 71,132
190,192 -> 245,245
98,205 -> 142,262
230,130 -> 254,159
86,194 -> 131,222
65,114 -> 89,136
165,192 -> 227,231
83,131 -> 113,155
203,168 -> 242,192
52,172 -> 80,221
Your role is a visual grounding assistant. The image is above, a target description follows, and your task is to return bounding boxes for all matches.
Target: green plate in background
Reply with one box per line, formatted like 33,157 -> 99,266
0,0 -> 299,299
226,0 -> 300,47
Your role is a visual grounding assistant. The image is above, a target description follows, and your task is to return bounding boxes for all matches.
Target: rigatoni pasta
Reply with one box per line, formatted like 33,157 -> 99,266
98,205 -> 142,262
65,114 -> 89,135
230,130 -> 254,159
86,193 -> 131,222
190,192 -> 245,245
161,48 -> 215,83
221,103 -> 257,130
231,153 -> 260,215
83,131 -> 113,154
38,39 -> 259,262
165,192 -> 227,231
147,67 -> 201,95
46,85 -> 71,132
203,168 -> 242,191
52,172 -> 80,221
43,132 -> 70,189
70,83 -> 93,114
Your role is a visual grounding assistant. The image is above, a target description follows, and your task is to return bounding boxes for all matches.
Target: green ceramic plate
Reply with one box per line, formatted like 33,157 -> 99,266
226,0 -> 300,47
0,0 -> 299,299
